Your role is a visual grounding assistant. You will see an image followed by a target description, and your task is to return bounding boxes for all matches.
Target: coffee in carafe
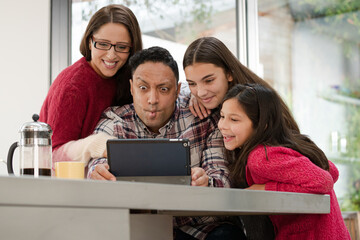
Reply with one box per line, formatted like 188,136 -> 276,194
7,114 -> 52,177
21,168 -> 51,176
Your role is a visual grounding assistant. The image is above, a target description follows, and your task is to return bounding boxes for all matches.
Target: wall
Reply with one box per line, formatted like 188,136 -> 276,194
0,0 -> 50,175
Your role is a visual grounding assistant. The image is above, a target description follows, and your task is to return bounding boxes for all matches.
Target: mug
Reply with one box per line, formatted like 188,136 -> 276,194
55,162 -> 85,179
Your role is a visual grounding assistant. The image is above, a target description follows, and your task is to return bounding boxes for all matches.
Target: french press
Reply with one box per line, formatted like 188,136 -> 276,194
7,114 -> 53,177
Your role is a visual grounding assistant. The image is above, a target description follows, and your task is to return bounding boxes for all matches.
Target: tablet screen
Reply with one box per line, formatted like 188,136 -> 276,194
107,138 -> 191,177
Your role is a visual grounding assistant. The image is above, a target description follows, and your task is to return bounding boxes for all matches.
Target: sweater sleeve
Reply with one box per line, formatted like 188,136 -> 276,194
86,107 -> 122,177
52,132 -> 116,165
247,146 -> 334,194
43,81 -> 88,150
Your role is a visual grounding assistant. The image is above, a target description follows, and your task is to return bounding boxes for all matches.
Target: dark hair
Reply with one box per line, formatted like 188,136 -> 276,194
129,46 -> 179,83
79,4 -> 143,106
223,84 -> 329,188
183,36 -> 299,133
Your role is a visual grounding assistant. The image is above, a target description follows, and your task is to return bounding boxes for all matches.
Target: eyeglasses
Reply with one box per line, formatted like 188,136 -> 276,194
91,37 -> 131,53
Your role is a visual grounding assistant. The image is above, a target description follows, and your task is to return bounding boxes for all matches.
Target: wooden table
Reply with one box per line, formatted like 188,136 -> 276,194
0,176 -> 330,240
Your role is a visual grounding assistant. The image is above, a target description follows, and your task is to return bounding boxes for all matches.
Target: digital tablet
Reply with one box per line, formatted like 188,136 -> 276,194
107,138 -> 191,185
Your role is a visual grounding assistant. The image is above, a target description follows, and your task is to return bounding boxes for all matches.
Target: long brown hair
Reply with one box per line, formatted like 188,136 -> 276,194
223,84 -> 329,188
183,36 -> 299,132
79,4 -> 143,106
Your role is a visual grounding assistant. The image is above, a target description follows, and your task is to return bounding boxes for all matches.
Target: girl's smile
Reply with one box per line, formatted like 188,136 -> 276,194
222,134 -> 235,143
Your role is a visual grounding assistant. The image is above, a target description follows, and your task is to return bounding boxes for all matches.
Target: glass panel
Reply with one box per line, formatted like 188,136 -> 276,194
256,0 -> 360,209
71,0 -> 236,82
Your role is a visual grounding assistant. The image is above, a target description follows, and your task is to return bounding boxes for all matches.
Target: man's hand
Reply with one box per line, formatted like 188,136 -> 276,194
246,184 -> 266,190
90,163 -> 116,181
191,167 -> 209,187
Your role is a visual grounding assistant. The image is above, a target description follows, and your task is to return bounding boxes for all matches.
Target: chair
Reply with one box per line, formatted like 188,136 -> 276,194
342,211 -> 360,239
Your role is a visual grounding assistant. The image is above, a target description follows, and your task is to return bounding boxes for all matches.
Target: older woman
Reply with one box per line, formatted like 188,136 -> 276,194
40,4 -> 142,166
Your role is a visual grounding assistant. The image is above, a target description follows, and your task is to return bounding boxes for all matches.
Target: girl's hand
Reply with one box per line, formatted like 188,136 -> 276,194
189,94 -> 211,119
246,184 -> 266,190
191,167 -> 209,187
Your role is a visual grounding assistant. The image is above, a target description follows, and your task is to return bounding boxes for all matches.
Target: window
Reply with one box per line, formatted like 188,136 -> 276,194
254,0 -> 360,209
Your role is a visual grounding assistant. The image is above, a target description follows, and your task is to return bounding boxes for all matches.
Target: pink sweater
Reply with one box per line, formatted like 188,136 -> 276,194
40,57 -> 117,155
246,145 -> 350,240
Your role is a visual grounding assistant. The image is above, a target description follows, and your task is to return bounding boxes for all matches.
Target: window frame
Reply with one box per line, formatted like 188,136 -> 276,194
51,0 -> 72,82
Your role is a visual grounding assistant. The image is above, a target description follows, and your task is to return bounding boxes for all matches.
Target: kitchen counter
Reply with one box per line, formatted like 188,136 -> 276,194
0,175 -> 330,240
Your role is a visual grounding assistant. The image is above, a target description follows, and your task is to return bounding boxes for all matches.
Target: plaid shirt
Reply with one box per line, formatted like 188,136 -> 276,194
88,95 -> 232,240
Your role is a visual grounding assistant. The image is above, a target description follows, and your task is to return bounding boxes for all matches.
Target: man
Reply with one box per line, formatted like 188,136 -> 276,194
87,47 -> 245,240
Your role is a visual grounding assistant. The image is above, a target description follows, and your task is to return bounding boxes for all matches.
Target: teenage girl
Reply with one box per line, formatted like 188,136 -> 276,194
183,36 -> 298,135
218,83 -> 350,239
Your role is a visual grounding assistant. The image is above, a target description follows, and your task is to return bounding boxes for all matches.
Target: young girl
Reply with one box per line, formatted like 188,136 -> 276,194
218,83 -> 350,239
40,5 -> 142,166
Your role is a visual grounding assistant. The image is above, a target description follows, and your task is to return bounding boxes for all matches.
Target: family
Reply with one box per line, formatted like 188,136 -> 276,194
39,4 -> 350,240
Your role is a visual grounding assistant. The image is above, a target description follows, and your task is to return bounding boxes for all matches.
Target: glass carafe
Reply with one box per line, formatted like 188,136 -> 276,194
7,114 -> 52,177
